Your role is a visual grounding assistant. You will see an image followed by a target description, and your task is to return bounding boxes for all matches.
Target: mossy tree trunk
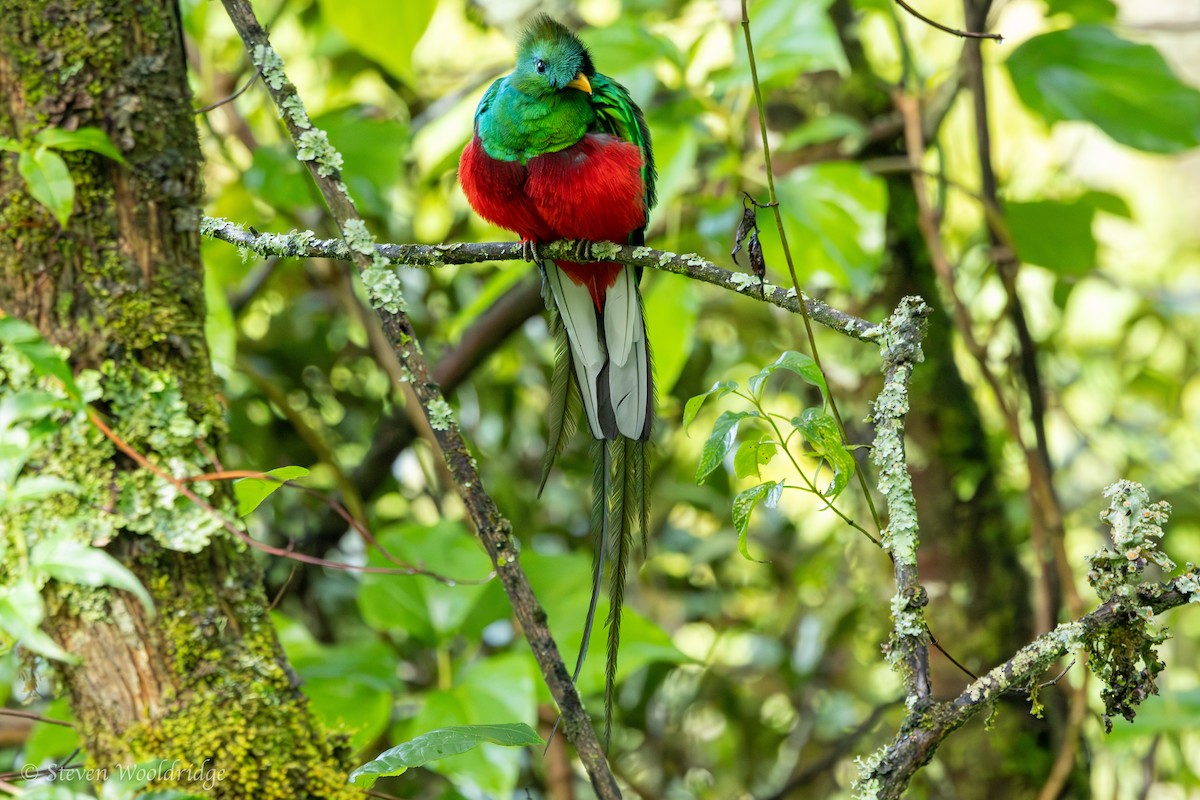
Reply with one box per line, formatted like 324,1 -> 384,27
0,1 -> 356,797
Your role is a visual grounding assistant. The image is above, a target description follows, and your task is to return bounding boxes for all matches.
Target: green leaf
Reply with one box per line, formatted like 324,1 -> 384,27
233,466 -> 310,516
393,653 -> 539,796
318,0 -> 434,83
357,520 -> 497,643
1044,0 -> 1116,23
30,533 -> 154,612
769,162 -> 887,290
18,147 -> 75,227
36,126 -> 127,164
734,436 -> 778,479
1006,199 -> 1096,275
0,317 -> 82,401
0,577 -> 79,663
350,723 -> 542,788
696,410 -> 755,484
1006,26 -> 1200,154
683,380 -> 737,432
0,136 -> 21,152
792,408 -> 856,497
747,350 -> 828,400
732,481 -> 783,561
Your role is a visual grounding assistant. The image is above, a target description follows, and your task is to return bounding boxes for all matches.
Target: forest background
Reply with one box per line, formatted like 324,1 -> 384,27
2,0 -> 1200,798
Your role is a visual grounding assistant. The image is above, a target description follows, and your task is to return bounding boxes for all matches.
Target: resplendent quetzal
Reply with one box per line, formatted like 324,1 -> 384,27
459,14 -> 657,743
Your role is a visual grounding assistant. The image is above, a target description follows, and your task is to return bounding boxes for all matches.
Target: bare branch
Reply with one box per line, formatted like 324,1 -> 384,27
894,0 -> 1004,40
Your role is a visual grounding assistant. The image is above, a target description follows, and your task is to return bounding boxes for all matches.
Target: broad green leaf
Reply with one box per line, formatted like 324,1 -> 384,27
1006,26 -> 1200,154
747,350 -> 828,400
781,113 -> 867,152
357,520 -> 497,643
0,577 -> 78,663
1006,199 -> 1096,275
0,136 -> 20,152
36,126 -> 127,164
696,410 -> 756,483
1044,0 -> 1116,23
0,390 -> 72,431
683,380 -> 737,432
30,534 -> 154,612
233,465 -> 310,516
318,0 -> 434,83
395,653 -> 538,796
350,723 -> 542,789
732,481 -> 783,561
792,408 -> 856,497
19,147 -> 75,227
0,316 -> 82,401
769,162 -> 887,290
644,274 -> 699,394
729,0 -> 847,86
734,436 -> 778,479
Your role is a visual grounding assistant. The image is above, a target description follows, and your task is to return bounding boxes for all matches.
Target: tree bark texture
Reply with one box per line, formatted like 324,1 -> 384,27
0,2 -> 356,796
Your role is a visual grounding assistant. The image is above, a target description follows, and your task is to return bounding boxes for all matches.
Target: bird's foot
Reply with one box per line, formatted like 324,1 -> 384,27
572,239 -> 595,261
520,239 -> 542,263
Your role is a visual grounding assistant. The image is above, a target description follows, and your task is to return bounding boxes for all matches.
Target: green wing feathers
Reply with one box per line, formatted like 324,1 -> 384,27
590,73 -> 657,217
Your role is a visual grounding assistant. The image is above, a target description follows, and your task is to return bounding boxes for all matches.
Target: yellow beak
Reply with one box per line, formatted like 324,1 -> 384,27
566,72 -> 592,95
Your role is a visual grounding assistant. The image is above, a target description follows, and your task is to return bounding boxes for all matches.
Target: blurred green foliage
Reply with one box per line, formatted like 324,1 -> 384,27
6,0 -> 1200,797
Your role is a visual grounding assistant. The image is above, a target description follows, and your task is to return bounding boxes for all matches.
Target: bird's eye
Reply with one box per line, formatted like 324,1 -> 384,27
535,59 -> 546,74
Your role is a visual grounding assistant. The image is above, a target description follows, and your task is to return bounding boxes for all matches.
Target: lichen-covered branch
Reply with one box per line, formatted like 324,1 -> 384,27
215,2 -> 620,794
854,482 -> 1200,799
868,297 -> 933,702
200,215 -> 879,343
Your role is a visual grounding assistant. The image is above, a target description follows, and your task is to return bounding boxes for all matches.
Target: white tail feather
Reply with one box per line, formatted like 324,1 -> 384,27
545,262 -> 605,438
605,266 -> 648,440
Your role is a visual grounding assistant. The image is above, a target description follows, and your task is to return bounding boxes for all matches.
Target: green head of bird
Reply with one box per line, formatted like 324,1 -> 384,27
512,14 -> 595,98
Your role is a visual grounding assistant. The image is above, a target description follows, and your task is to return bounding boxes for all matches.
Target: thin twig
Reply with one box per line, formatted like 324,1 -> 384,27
740,1 -> 885,537
195,65 -> 263,114
0,709 -> 74,728
893,0 -> 1003,40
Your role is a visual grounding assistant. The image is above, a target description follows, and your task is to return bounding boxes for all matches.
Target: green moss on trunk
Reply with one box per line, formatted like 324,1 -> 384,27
0,1 -> 358,796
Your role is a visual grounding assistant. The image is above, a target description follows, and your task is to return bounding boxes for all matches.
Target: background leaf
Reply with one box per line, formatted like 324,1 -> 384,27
18,147 -> 75,227
350,723 -> 542,789
1006,26 -> 1200,153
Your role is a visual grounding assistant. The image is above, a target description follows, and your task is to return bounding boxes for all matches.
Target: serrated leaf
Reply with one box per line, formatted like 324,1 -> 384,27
36,126 -> 127,164
0,577 -> 78,663
733,437 -> 778,479
0,317 -> 82,402
696,410 -> 754,484
233,466 -> 310,516
1006,26 -> 1200,154
349,723 -> 543,789
18,147 -> 74,227
30,534 -> 154,612
792,408 -> 855,497
732,481 -> 783,562
747,351 -> 828,400
682,379 -> 737,432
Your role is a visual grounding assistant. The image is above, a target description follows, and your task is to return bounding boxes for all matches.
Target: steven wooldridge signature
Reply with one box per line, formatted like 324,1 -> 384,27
22,758 -> 226,791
